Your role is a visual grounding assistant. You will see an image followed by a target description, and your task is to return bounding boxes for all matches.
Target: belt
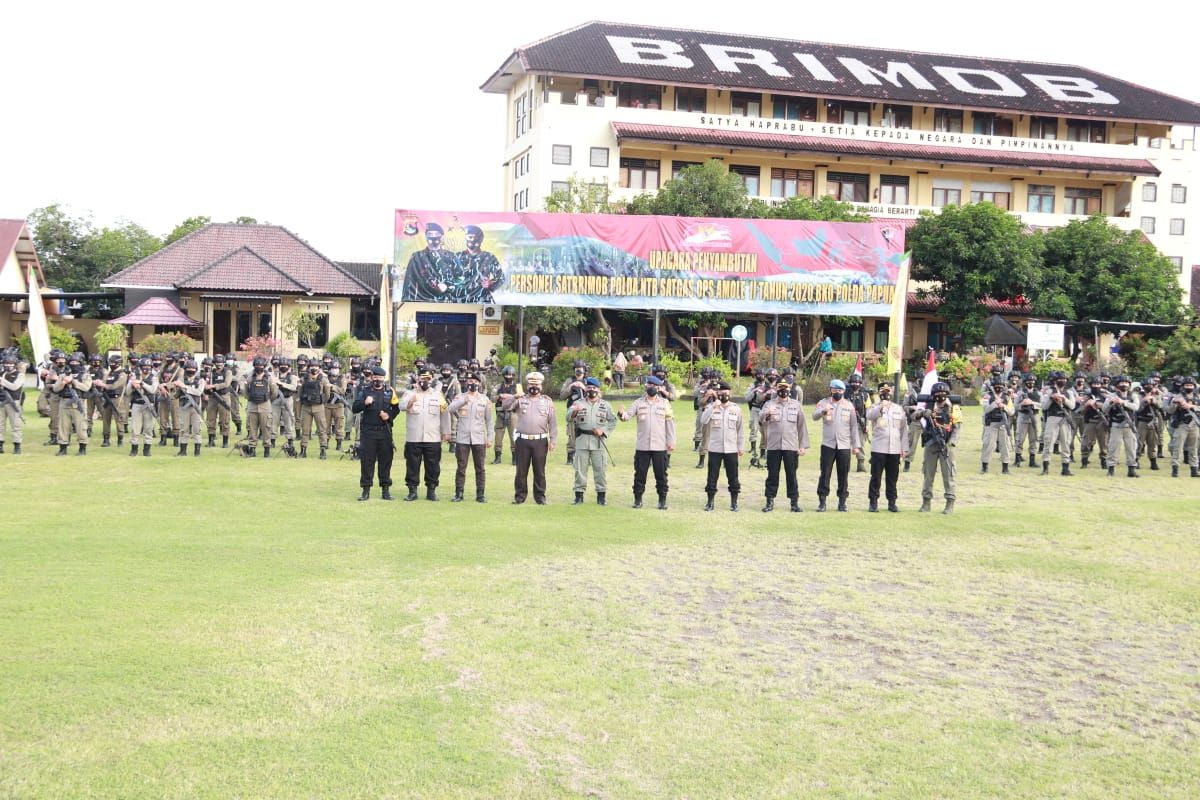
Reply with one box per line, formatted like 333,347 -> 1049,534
516,432 -> 549,440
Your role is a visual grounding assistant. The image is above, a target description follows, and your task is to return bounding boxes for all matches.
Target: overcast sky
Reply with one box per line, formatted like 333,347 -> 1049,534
3,1 -> 1196,262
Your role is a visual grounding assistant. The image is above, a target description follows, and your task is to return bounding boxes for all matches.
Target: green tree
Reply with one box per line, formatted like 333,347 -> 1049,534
234,216 -> 259,225
766,195 -> 871,222
504,306 -> 586,354
543,176 -> 613,213
625,160 -> 751,217
908,203 -> 1043,344
82,222 -> 162,278
284,310 -> 321,350
164,216 -> 211,245
1037,216 -> 1184,326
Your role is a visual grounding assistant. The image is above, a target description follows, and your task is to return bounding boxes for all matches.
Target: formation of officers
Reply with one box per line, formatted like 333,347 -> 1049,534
5,346 -> 1197,511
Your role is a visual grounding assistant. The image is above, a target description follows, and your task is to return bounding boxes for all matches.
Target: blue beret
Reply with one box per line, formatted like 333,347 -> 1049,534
585,377 -> 601,387
645,375 -> 663,385
371,366 -> 386,376
829,379 -> 846,390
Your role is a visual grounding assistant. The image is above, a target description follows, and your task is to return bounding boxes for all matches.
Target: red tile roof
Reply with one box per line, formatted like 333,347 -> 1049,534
907,292 -> 1032,315
110,296 -> 203,327
612,122 -> 1160,176
104,224 -> 373,296
0,218 -> 45,285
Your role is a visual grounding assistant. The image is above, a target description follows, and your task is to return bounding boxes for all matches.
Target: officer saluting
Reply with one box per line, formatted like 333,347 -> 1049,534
502,371 -> 557,505
865,381 -> 907,512
353,366 -> 400,500
617,374 -> 675,509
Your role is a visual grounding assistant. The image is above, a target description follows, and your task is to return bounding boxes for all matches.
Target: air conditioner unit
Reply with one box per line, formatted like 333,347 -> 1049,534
482,304 -> 502,321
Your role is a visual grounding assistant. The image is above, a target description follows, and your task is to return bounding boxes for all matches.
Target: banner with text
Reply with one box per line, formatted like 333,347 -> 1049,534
394,210 -> 905,315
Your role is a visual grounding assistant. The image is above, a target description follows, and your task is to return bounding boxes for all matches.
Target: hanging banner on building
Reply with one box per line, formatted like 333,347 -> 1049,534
393,210 -> 905,315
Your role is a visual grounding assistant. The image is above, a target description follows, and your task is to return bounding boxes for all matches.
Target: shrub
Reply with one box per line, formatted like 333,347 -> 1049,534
236,335 -> 284,360
134,332 -> 199,356
1029,357 -> 1075,382
823,353 -> 861,381
326,332 -> 366,358
653,352 -> 692,390
94,322 -> 128,357
1157,327 -> 1200,377
937,355 -> 975,384
694,354 -> 733,381
549,346 -> 608,387
748,347 -> 791,373
17,323 -> 79,363
394,338 -> 431,373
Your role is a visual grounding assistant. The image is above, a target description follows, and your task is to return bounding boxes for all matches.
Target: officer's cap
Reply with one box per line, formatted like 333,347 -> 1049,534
644,375 -> 663,386
465,225 -> 483,236
716,381 -> 731,391
417,368 -> 433,379
371,366 -> 387,376
584,377 -> 601,388
829,379 -> 846,390
425,222 -> 444,234
525,371 -> 544,384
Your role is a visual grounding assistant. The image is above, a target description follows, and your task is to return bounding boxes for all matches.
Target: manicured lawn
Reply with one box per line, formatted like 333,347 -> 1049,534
2,395 -> 1197,798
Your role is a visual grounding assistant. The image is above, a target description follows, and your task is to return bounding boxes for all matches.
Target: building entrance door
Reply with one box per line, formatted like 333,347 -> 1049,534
416,311 -> 476,365
212,309 -> 233,354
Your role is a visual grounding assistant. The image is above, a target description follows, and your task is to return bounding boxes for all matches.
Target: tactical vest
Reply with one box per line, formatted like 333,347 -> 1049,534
300,378 -> 323,405
246,374 -> 270,404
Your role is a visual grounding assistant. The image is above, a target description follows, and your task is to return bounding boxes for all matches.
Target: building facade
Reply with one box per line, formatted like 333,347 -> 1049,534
483,23 -> 1200,355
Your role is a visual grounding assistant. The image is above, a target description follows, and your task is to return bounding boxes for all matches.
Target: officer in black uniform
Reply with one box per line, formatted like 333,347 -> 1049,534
352,366 -> 400,501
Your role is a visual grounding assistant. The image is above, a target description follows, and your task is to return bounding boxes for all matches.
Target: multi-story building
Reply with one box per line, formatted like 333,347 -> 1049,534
483,22 -> 1200,355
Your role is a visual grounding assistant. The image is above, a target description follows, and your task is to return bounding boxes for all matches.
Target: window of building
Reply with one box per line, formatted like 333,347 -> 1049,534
616,82 -> 661,109
1140,217 -> 1156,234
825,319 -> 864,351
1168,256 -> 1184,272
770,168 -> 814,199
1066,119 -> 1107,143
307,314 -> 329,348
731,92 -> 762,117
881,104 -> 913,128
927,321 -> 948,351
1170,218 -> 1185,235
671,160 -> 702,180
972,112 -> 1014,136
1027,184 -> 1055,213
1143,182 -> 1158,202
351,299 -> 380,340
826,100 -> 869,125
551,144 -> 571,165
826,171 -> 869,202
730,164 -> 761,196
1149,137 -> 1165,148
932,187 -> 962,207
1029,116 -> 1058,139
590,147 -> 609,168
1065,187 -> 1102,215
674,86 -> 706,113
772,95 -> 816,121
550,180 -> 569,195
258,312 -> 272,337
873,327 -> 889,354
970,190 -> 1011,209
1172,184 -> 1188,203
879,174 -> 910,204
933,109 -> 963,132
513,92 -> 530,139
620,158 -> 660,190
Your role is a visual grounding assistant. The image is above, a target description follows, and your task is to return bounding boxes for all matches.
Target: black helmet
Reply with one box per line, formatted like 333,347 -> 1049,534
990,377 -> 1004,388
573,359 -> 586,369
108,353 -> 122,364
848,372 -> 863,386
766,368 -> 780,380
932,381 -> 950,395
253,356 -> 267,368
213,353 -> 226,364
1023,373 -> 1035,384
456,358 -> 468,369
1113,375 -> 1131,386
501,365 -> 516,377
184,360 -> 198,371
138,357 -> 152,368
440,363 -> 452,372
652,364 -> 666,375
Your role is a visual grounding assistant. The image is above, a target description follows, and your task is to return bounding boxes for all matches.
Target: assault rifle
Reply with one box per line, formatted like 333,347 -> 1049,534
2,385 -> 22,416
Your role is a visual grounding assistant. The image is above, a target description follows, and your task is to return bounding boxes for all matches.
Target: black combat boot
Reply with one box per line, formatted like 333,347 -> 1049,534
448,440 -> 455,454
0,443 -> 4,453
358,487 -> 370,501
597,492 -> 606,506
335,439 -> 343,451
452,491 -> 464,503
693,438 -> 700,451
77,444 -> 87,456
222,435 -> 229,448
837,498 -> 848,512
56,444 -> 68,456
193,443 -> 201,456
404,489 -> 418,501
300,445 -> 308,458
45,432 -> 57,446
566,452 -> 573,465
1107,465 -> 1115,476
263,446 -> 270,458
632,494 -> 643,509
159,434 -> 167,446
703,492 -> 715,512
1171,465 -> 1178,477
510,453 -> 516,465
1014,454 -> 1023,465
492,452 -> 501,464
1061,463 -> 1072,476
573,492 -> 584,505
943,499 -> 955,514
1192,466 -> 1200,478
762,498 -> 775,513
117,434 -> 123,446
1042,461 -> 1049,475
1081,457 -> 1089,468
176,443 -> 187,456
426,488 -> 438,501
476,492 -> 486,503
730,493 -> 738,512
382,488 -> 394,500
1029,457 -> 1038,469
903,460 -> 910,472
319,447 -> 327,460
856,460 -> 866,474
887,500 -> 898,513
981,462 -> 988,473
790,498 -> 802,513
208,434 -> 216,447
11,443 -> 19,455
1149,457 -> 1159,471
102,436 -> 110,448
1127,466 -> 1139,478
868,499 -> 878,512
143,444 -> 151,456
816,497 -> 827,512
1002,463 -> 1010,474
235,421 -> 242,435
657,494 -> 668,510
919,499 -> 931,512
696,454 -> 705,469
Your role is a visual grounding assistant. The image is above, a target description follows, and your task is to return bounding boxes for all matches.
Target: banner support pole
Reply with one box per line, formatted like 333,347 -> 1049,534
652,309 -> 660,367
517,306 -> 525,381
772,314 -> 779,369
389,302 -> 399,388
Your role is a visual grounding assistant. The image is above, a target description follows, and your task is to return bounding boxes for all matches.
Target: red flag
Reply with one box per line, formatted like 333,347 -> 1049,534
853,354 -> 863,376
925,348 -> 936,376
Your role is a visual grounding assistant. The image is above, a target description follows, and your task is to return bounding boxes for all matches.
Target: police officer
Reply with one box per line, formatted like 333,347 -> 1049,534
812,379 -> 862,512
353,366 -> 400,500
437,363 -> 460,452
39,350 -> 67,445
226,353 -> 244,436
918,381 -> 961,514
1135,378 -> 1164,471
745,369 -> 770,467
1041,370 -> 1077,476
55,353 -> 92,455
568,377 -> 616,505
447,373 -> 493,502
243,356 -> 278,457
96,353 -> 127,448
902,370 -> 924,473
1079,375 -> 1109,468
157,353 -> 182,446
617,374 -> 675,509
845,372 -> 872,473
1013,373 -> 1040,467
866,381 -> 907,512
652,364 -> 677,402
400,368 -> 451,501
694,369 -> 720,468
325,362 -> 349,452
502,371 -> 558,505
126,357 -> 159,456
204,353 -> 233,448
490,365 -> 521,464
298,361 -> 331,459
1104,376 -> 1140,477
0,352 -> 25,455
273,359 -> 299,455
560,360 -> 588,464
1165,375 -> 1199,477
759,376 -> 809,513
700,381 -> 743,511
85,353 -> 104,436
981,378 -> 1014,474
174,359 -> 205,456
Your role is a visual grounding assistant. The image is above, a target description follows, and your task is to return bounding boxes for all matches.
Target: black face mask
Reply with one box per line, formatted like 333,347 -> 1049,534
528,385 -> 541,395
645,386 -> 659,397
185,370 -> 197,378
830,391 -> 844,401
466,384 -> 478,393
418,380 -> 430,390
718,393 -> 731,403
879,391 -> 891,401
585,389 -> 599,399
372,378 -> 384,389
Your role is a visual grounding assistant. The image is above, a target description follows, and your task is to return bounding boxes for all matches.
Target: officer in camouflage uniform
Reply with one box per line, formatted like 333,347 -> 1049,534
243,356 -> 278,457
1079,375 -> 1109,468
96,353 -> 127,448
568,377 -> 617,505
1135,379 -> 1165,471
85,353 -> 104,436
298,361 -> 331,459
1040,370 -> 1077,476
55,353 -> 92,455
1103,376 -> 1140,477
1165,375 -> 1199,477
0,352 -> 25,455
126,357 -> 160,456
980,378 -> 1013,474
204,353 -> 233,448
744,368 -> 770,468
489,365 -> 521,464
560,360 -> 588,465
845,372 -> 872,473
325,362 -> 349,451
272,359 -> 299,454
918,381 -> 961,514
174,359 -> 205,456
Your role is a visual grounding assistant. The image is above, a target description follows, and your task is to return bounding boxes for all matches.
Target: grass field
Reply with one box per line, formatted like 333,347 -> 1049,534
2,393 -> 1198,798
